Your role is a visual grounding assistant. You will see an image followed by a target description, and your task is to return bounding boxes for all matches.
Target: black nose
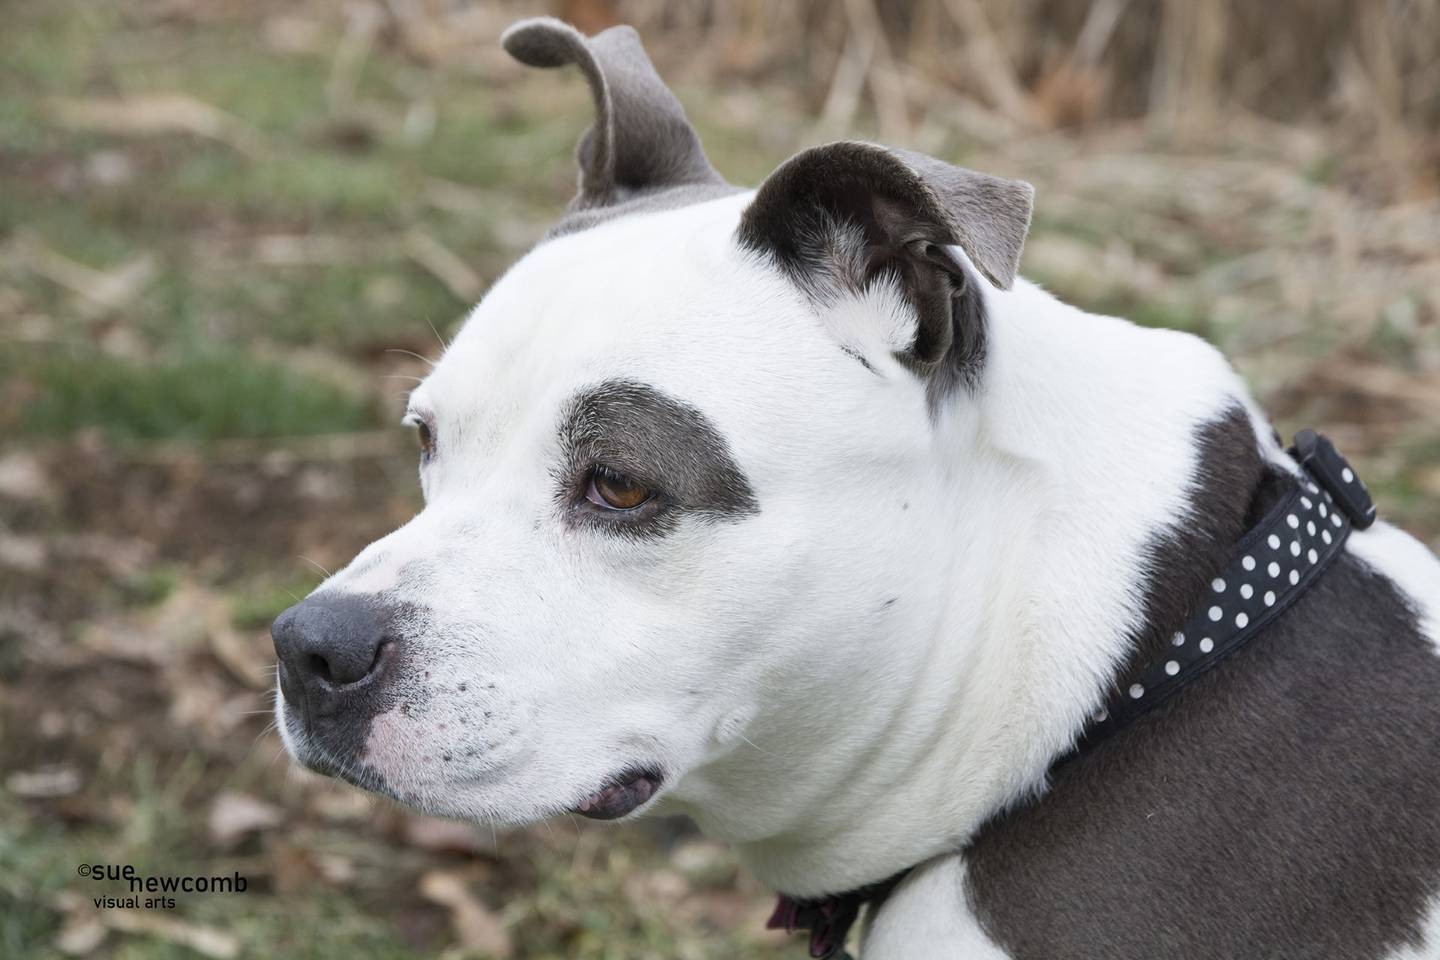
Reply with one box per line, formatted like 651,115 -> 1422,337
272,594 -> 390,709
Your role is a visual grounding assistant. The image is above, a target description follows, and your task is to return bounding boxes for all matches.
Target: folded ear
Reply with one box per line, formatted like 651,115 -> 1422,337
502,17 -> 726,220
738,141 -> 1033,374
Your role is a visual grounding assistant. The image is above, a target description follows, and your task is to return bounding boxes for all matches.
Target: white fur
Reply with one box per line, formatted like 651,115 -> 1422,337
1349,521 -> 1440,655
276,187 -> 1440,955
1386,898 -> 1440,960
862,857 -> 1013,959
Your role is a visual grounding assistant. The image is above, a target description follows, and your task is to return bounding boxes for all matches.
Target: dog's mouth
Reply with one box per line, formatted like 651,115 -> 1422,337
572,766 -> 664,820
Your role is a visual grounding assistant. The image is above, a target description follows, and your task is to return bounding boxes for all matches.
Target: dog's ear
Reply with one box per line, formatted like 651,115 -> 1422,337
739,141 -> 1033,371
502,17 -> 725,214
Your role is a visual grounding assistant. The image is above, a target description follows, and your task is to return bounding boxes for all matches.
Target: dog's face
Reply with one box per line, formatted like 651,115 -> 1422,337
273,18 -> 1032,832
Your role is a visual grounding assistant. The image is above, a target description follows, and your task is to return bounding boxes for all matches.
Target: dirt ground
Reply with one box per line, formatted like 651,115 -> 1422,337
2,1 -> 1437,958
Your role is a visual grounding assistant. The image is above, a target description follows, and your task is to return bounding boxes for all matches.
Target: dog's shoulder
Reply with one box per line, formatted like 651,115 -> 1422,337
955,521 -> 1440,959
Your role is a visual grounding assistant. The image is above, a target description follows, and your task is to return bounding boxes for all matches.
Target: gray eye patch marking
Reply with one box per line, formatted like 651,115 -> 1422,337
556,378 -> 759,536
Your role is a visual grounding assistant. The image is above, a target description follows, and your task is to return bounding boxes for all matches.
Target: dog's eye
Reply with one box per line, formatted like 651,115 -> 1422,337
586,468 -> 652,511
405,415 -> 436,461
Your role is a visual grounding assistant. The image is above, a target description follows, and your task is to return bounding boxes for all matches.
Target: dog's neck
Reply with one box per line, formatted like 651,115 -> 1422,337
673,279 -> 1279,896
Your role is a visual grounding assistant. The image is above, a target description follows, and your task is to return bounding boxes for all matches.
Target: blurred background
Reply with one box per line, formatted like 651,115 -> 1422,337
2,0 -> 1437,957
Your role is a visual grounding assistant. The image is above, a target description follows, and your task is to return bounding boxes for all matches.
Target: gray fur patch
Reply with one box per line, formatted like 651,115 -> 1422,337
963,415 -> 1440,959
556,379 -> 758,537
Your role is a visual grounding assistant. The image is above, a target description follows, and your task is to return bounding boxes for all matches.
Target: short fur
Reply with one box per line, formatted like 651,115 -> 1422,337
273,19 -> 1440,959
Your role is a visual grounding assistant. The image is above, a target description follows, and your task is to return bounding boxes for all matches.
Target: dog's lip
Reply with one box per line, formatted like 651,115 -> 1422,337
572,766 -> 664,820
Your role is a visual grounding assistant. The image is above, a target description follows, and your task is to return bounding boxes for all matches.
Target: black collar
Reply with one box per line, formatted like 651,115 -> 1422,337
768,430 -> 1376,960
1075,429 -> 1375,750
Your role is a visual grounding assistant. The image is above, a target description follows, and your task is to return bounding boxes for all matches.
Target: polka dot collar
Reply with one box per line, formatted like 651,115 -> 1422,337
1077,430 -> 1376,751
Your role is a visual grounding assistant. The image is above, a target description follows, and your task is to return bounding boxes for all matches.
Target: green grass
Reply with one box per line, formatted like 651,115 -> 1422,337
230,574 -> 324,629
5,347 -> 375,443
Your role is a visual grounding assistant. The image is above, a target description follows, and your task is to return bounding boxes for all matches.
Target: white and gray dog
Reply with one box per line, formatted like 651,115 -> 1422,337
273,18 -> 1440,959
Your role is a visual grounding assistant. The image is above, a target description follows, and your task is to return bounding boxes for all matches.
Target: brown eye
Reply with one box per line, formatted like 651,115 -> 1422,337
586,469 -> 652,511
413,419 -> 435,460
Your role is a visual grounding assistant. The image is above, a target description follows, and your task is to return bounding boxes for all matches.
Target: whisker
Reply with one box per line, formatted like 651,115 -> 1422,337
385,347 -> 436,368
424,316 -> 450,353
297,555 -> 333,578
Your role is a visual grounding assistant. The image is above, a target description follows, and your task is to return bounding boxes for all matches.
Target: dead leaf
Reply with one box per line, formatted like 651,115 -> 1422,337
54,914 -> 107,955
310,786 -> 374,822
48,94 -> 264,156
420,871 -> 512,958
105,912 -> 238,959
403,815 -> 489,855
404,229 -> 483,302
6,764 -> 82,798
1414,465 -> 1440,497
0,530 -> 46,574
267,841 -> 325,895
13,237 -> 159,318
0,451 -> 49,501
315,853 -> 355,884
208,791 -> 283,849
209,627 -> 274,690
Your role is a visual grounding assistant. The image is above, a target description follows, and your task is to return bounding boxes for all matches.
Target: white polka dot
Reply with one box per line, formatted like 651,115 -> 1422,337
1287,514 -> 1299,529
1129,683 -> 1145,699
1199,637 -> 1214,653
1319,503 -> 1328,518
1342,467 -> 1354,483
1268,561 -> 1281,577
1165,660 -> 1180,676
1268,534 -> 1281,550
1240,584 -> 1254,599
1208,606 -> 1223,622
1307,482 -> 1320,495
1212,578 -> 1226,593
1307,520 -> 1317,536
1332,513 -> 1343,528
1095,707 -> 1108,722
1323,529 -> 1333,544
1301,496 -> 1313,509
1289,569 -> 1300,585
1264,590 -> 1276,606
1242,555 -> 1256,571
1290,541 -> 1301,557
1172,632 -> 1185,646
1235,612 -> 1249,628
1308,548 -> 1318,563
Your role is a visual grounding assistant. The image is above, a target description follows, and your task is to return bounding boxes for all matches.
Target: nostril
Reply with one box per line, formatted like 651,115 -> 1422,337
308,653 -> 335,684
368,639 -> 391,676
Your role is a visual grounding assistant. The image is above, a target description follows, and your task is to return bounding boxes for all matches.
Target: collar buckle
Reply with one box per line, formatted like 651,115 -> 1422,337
1289,430 -> 1376,530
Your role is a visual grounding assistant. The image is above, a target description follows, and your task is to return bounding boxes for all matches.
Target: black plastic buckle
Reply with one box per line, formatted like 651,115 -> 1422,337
1290,430 -> 1376,530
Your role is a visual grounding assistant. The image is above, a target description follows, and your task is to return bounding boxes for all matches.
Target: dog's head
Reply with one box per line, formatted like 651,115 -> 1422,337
273,18 -> 1032,831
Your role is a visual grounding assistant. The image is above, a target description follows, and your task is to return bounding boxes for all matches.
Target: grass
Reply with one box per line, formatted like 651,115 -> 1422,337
230,574 -> 324,629
5,348 -> 374,443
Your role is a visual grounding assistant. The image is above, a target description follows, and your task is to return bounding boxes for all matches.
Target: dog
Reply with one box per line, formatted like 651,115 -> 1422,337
272,18 -> 1440,959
